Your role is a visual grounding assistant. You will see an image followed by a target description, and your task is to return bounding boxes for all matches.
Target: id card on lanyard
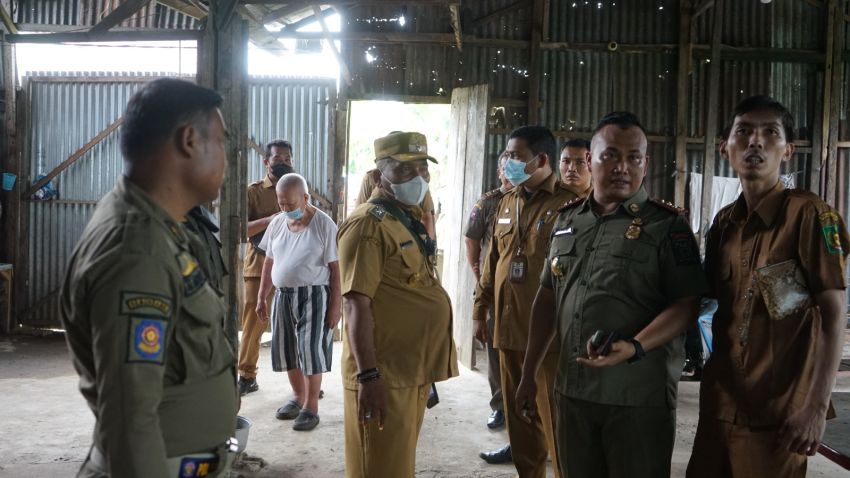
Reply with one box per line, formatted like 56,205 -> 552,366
509,196 -> 529,283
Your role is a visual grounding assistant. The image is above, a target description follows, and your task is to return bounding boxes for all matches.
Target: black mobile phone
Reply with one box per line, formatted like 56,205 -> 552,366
426,384 -> 439,409
589,330 -> 619,356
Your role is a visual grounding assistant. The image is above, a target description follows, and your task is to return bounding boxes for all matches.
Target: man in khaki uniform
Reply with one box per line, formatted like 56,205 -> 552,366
688,96 -> 850,477
355,164 -> 436,239
339,131 -> 458,478
238,140 -> 293,395
473,126 -> 577,478
517,112 -> 707,478
60,78 -> 237,477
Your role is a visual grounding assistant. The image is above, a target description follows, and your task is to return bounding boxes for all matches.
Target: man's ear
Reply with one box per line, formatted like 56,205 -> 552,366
783,142 -> 796,162
176,123 -> 200,158
719,141 -> 729,159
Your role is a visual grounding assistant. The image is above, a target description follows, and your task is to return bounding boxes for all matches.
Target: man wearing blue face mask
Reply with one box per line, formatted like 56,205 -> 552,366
472,126 -> 579,478
338,131 -> 458,477
255,173 -> 341,431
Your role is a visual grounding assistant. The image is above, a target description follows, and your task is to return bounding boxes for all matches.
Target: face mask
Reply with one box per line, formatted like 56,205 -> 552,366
284,208 -> 304,220
271,163 -> 293,179
503,157 -> 533,186
390,175 -> 429,206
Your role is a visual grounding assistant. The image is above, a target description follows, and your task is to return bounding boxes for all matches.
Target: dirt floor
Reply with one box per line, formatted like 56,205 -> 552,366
1,333 -> 848,478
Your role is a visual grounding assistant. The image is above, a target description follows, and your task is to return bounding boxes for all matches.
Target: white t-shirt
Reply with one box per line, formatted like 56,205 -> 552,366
258,209 -> 338,288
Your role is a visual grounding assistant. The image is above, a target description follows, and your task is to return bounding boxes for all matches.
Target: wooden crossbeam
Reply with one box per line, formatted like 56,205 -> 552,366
90,0 -> 151,34
312,4 -> 352,86
7,29 -> 201,43
449,4 -> 462,52
471,0 -> 528,29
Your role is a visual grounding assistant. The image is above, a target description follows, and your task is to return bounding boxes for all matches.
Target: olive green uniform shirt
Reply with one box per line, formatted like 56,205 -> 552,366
542,186 -> 708,408
60,177 -> 237,477
338,189 -> 458,389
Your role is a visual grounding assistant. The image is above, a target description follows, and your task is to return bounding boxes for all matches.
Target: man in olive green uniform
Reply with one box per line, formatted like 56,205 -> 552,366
473,126 -> 577,478
238,140 -> 293,395
60,78 -> 237,478
517,112 -> 707,478
339,131 -> 458,478
465,153 -> 512,435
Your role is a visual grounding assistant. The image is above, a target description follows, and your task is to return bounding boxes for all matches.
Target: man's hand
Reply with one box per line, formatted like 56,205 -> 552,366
358,379 -> 388,429
515,376 -> 538,423
325,307 -> 341,329
255,299 -> 269,323
474,319 -> 489,343
778,405 -> 828,456
471,263 -> 481,283
576,338 -> 635,368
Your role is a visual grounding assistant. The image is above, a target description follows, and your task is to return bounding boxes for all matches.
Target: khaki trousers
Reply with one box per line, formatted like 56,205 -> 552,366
237,278 -> 272,379
500,349 -> 561,478
686,417 -> 807,478
344,384 -> 430,478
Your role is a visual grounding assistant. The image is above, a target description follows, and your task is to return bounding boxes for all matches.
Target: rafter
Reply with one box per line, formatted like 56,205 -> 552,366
90,0 -> 150,34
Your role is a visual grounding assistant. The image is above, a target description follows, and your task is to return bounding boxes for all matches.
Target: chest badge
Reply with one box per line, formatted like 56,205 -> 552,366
550,256 -> 565,278
624,217 -> 643,240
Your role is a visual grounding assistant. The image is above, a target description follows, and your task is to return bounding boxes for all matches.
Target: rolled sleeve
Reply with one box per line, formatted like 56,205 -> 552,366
798,204 -> 849,294
661,216 -> 709,301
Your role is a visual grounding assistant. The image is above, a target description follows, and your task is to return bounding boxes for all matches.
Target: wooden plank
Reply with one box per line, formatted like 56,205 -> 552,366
528,0 -> 543,124
6,29 -> 202,43
157,0 -> 207,19
692,0 -> 714,19
823,0 -> 838,205
272,30 -> 531,48
471,0 -> 528,29
15,78 -> 29,331
810,71 -> 824,194
22,118 -> 123,199
1,41 -> 17,333
825,0 -> 844,207
261,4 -> 304,24
312,4 -> 353,87
244,0 -> 455,4
0,1 -> 18,34
698,0 -> 723,250
449,4 -> 462,52
278,6 -> 336,31
674,0 -> 693,207
89,0 -> 150,34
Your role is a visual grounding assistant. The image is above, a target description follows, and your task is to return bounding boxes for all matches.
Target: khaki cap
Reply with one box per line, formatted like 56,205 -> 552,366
374,131 -> 438,163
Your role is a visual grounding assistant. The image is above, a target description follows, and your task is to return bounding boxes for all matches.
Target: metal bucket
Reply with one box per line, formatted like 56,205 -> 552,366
234,415 -> 252,453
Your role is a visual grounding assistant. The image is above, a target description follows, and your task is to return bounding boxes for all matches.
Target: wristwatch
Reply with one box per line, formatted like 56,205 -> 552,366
626,338 -> 646,364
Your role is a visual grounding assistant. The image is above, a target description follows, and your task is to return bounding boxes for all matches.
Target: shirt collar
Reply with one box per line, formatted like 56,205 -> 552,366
580,185 -> 648,217
729,181 -> 785,226
262,175 -> 275,189
118,176 -> 189,245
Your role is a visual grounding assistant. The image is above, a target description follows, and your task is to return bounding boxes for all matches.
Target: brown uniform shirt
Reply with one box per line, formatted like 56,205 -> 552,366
244,176 -> 280,278
473,172 -> 578,351
702,182 -> 849,426
338,189 -> 458,389
356,168 -> 435,216
464,187 -> 509,263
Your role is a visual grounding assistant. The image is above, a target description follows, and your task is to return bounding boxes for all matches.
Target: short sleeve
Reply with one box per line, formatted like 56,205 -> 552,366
259,215 -> 281,259
356,174 -> 374,206
797,203 -> 849,294
338,217 -> 386,298
421,190 -> 435,214
661,215 -> 710,301
464,200 -> 487,240
322,214 -> 339,265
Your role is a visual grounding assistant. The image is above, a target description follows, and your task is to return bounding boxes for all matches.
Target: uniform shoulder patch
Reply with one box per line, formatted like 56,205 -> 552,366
650,198 -> 686,215
368,204 -> 387,221
669,230 -> 700,265
176,251 -> 207,296
819,210 -> 844,254
558,197 -> 583,213
127,317 -> 167,364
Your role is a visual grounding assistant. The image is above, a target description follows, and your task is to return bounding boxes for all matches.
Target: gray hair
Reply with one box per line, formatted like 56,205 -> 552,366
275,172 -> 309,197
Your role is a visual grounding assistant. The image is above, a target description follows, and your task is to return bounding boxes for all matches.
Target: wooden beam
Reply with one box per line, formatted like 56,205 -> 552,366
0,1 -> 18,34
272,30 -> 531,48
22,118 -> 124,199
692,44 -> 825,63
246,138 -> 334,209
89,0 -> 151,34
243,0 -> 455,4
1,41 -> 17,333
825,0 -> 843,207
698,0 -> 723,250
542,41 -> 677,53
157,0 -> 207,19
810,70 -> 824,194
312,4 -> 353,87
692,0 -> 714,19
528,0 -> 543,124
6,29 -> 202,43
674,0 -> 692,208
261,4 -> 304,24
449,3 -> 462,52
279,6 -> 337,31
471,0 -> 528,29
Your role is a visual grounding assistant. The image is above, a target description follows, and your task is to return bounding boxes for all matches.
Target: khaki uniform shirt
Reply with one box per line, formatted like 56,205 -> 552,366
473,172 -> 577,351
701,182 -> 849,426
244,176 -> 280,278
59,177 -> 237,477
464,187 -> 508,263
542,186 -> 708,408
356,168 -> 435,216
338,189 -> 458,389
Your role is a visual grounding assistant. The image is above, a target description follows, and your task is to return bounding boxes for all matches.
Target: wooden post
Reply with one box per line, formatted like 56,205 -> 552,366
528,0 -> 544,125
1,40 -> 17,332
198,0 -> 249,340
823,0 -> 843,207
698,0 -> 722,250
674,0 -> 692,207
312,4 -> 353,87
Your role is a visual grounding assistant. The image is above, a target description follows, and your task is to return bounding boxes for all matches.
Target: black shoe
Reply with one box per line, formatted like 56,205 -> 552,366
238,376 -> 259,396
487,409 -> 505,429
479,444 -> 512,464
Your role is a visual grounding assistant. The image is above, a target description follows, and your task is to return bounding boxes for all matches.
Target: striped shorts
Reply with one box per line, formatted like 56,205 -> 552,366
270,285 -> 334,375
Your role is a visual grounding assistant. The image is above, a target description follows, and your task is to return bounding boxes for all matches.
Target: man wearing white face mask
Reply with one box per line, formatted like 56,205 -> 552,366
256,173 -> 341,431
472,126 -> 577,478
337,131 -> 458,477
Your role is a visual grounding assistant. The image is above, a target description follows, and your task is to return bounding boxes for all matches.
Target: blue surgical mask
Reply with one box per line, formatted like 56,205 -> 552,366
503,157 -> 532,186
390,175 -> 429,206
284,208 -> 304,220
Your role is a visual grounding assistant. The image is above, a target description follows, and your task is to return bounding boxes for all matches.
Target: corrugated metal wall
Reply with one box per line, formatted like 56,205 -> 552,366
20,73 -> 334,326
13,0 -> 199,29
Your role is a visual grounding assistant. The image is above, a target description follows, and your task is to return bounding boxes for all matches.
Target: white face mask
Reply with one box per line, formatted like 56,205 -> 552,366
390,175 -> 429,206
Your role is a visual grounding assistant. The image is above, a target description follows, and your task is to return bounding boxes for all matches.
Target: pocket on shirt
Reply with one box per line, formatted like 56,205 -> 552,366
611,238 -> 652,264
176,285 -> 224,376
495,223 -> 514,253
399,244 -> 426,286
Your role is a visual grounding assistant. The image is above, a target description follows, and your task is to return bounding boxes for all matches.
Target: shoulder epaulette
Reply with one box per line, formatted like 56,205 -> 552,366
558,196 -> 584,213
248,179 -> 264,188
649,198 -> 686,215
481,188 -> 503,200
367,204 -> 387,221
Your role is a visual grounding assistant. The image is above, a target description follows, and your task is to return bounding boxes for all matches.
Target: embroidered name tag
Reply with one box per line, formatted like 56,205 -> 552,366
127,317 -> 167,364
554,227 -> 574,236
497,217 -> 511,225
120,292 -> 171,317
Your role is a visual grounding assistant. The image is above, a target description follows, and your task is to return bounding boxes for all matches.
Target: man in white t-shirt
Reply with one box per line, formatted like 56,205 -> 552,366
257,173 -> 341,431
